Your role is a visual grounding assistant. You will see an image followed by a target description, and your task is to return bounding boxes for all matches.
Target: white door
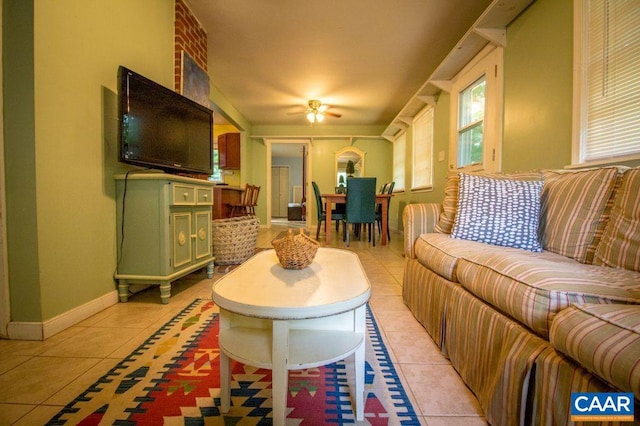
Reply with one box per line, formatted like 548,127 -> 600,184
271,166 -> 289,217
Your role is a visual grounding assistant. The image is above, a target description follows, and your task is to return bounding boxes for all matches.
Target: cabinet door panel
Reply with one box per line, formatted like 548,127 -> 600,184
219,133 -> 240,169
195,210 -> 212,259
172,212 -> 192,269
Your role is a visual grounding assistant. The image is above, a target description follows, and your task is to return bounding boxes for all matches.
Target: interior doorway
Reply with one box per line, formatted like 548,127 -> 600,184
266,139 -> 311,228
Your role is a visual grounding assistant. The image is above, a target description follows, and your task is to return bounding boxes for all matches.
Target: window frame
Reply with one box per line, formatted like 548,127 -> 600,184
449,45 -> 503,173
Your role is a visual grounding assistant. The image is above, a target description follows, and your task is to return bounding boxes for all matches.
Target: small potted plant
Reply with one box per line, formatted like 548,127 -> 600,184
346,160 -> 355,177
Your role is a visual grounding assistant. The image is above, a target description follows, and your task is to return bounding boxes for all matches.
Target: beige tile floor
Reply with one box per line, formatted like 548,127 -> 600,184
0,223 -> 486,425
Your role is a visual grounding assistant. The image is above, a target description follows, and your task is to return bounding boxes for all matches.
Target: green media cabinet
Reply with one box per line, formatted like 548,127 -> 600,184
115,173 -> 215,303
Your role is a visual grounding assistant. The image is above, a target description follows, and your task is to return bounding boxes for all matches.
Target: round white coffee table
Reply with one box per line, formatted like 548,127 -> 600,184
211,248 -> 371,425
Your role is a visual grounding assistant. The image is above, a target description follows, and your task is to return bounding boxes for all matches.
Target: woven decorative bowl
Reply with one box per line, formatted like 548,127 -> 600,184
271,228 -> 319,269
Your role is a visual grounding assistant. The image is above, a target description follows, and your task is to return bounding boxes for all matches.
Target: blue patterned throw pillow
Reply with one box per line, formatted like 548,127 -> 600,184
451,173 -> 544,252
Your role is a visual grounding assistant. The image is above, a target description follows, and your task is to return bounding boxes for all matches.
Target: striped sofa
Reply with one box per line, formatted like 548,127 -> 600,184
402,167 -> 640,425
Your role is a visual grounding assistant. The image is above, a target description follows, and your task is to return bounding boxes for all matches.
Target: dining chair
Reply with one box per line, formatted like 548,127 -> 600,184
312,181 -> 344,239
376,181 -> 395,241
248,185 -> 260,215
342,177 -> 377,247
230,184 -> 255,217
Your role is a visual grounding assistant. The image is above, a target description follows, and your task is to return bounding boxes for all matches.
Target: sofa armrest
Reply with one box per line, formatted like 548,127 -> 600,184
403,203 -> 443,258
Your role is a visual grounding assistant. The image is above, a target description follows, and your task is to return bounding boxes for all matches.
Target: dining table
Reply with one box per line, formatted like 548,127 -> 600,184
322,193 -> 393,246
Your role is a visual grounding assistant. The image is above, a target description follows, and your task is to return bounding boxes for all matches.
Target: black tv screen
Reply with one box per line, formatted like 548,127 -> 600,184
118,66 -> 213,175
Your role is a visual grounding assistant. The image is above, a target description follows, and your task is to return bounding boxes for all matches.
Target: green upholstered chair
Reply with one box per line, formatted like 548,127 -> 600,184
342,177 -> 377,247
312,181 -> 344,239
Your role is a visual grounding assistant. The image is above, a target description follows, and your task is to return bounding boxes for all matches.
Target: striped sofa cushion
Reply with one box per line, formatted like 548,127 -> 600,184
539,167 -> 619,264
594,167 -> 640,272
550,304 -> 640,399
456,249 -> 640,339
415,233 -> 518,282
434,170 -> 543,235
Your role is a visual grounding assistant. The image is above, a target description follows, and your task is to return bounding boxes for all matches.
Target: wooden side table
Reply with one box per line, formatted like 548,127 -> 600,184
211,248 -> 371,425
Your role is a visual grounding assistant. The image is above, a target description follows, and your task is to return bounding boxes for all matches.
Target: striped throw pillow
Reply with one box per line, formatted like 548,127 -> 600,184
539,168 -> 619,264
451,173 -> 544,252
594,167 -> 640,272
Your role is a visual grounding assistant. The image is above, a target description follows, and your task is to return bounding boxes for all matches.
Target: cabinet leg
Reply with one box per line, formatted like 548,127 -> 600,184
206,261 -> 214,279
118,280 -> 129,303
159,281 -> 171,304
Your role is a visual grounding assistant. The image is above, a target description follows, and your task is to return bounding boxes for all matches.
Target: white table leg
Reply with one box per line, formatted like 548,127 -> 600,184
272,320 -> 289,426
354,305 -> 366,421
220,351 -> 231,412
219,310 -> 231,413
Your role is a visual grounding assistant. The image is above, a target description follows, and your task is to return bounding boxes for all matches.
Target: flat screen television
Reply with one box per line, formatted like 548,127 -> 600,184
118,66 -> 213,175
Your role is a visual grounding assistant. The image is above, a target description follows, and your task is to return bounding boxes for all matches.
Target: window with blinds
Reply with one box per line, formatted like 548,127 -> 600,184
576,0 -> 640,163
393,132 -> 406,191
412,106 -> 434,190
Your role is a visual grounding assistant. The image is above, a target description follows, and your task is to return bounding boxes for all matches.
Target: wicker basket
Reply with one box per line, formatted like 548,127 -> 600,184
271,228 -> 319,269
212,215 -> 260,265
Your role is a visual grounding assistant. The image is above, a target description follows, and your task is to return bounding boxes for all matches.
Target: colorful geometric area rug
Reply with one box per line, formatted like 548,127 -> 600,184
47,299 -> 419,425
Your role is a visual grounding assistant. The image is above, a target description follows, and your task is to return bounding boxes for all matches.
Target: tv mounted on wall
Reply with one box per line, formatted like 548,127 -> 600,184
118,66 -> 213,175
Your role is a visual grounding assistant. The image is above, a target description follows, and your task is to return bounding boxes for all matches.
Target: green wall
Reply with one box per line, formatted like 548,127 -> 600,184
4,0 -> 175,322
503,0 -> 574,171
3,0 -> 40,321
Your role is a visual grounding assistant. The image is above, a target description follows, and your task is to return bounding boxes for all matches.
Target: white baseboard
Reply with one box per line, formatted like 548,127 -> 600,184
7,290 -> 119,341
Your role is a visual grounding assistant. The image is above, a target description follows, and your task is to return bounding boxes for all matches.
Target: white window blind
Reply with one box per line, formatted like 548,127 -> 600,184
581,0 -> 640,162
393,133 -> 406,191
412,106 -> 434,189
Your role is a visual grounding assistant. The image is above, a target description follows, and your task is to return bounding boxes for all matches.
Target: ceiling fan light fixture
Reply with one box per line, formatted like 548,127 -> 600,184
302,99 -> 335,123
306,111 -> 316,123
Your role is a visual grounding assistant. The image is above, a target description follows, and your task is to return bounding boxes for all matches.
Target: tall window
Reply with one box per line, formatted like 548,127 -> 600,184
412,106 -> 434,190
393,132 -> 406,191
450,46 -> 502,172
573,0 -> 640,165
457,76 -> 486,168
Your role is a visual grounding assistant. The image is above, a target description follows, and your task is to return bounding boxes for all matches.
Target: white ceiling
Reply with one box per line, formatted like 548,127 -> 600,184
188,0 -> 493,127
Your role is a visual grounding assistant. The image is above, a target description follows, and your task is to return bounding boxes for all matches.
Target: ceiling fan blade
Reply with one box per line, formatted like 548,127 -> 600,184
286,110 -> 306,115
325,111 -> 342,118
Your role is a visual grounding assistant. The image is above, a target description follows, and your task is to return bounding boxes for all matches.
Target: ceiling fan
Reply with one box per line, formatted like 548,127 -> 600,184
289,100 -> 342,123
